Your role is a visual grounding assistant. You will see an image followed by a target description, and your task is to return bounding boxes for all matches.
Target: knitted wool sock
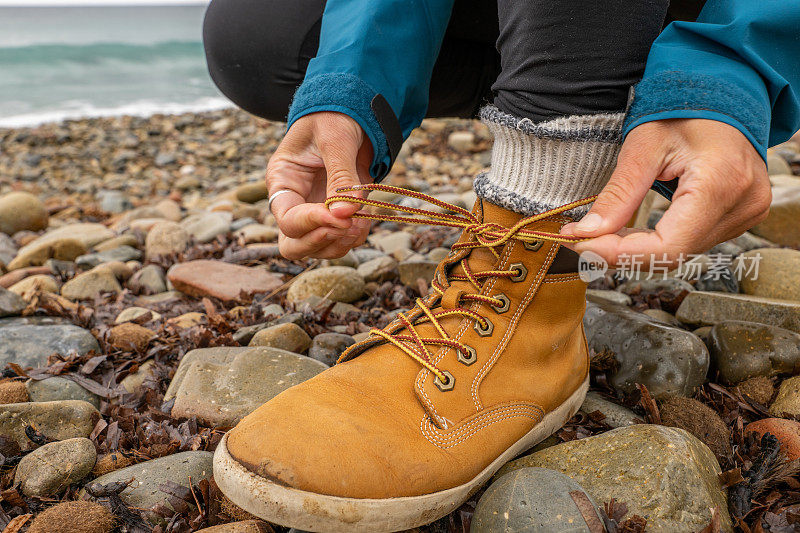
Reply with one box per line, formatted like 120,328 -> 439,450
474,105 -> 624,218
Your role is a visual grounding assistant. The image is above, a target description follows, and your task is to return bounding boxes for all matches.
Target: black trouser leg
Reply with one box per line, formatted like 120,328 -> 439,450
492,0 -> 670,122
202,0 -> 499,122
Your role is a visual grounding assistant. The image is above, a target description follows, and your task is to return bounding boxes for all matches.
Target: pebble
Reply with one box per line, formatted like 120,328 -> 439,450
8,236 -> 86,270
0,400 -> 99,451
767,152 -> 792,175
0,286 -> 26,316
356,256 -> 399,282
98,190 -> 132,213
616,276 -> 694,295
0,191 -> 48,235
26,377 -> 101,408
745,418 -> 800,459
9,274 -> 59,299
497,425 -> 732,532
707,321 -> 800,384
426,247 -> 450,262
472,467 -> 602,533
286,266 -> 365,304
308,332 -> 356,366
197,522 -> 272,532
0,317 -> 99,367
108,323 -> 156,351
15,437 -> 97,497
127,264 -> 167,294
236,223 -> 278,244
585,289 -> 632,306
94,234 -> 139,252
167,346 -> 326,426
694,268 -> 739,293
769,376 -> 800,417
751,186 -> 800,247
61,267 -> 122,300
168,311 -> 206,328
248,323 -> 312,353
447,131 -> 476,152
120,360 -> 157,393
90,451 -> 213,524
583,299 -> 709,398
145,220 -> 190,259
169,260 -> 282,301
115,306 -> 161,324
677,291 -> 800,333
261,303 -> 284,318
235,182 -> 269,203
737,248 -> 800,301
398,260 -> 438,287
75,245 -> 141,269
182,211 -> 231,243
642,308 -> 683,327
579,391 -> 638,428
368,232 -> 413,255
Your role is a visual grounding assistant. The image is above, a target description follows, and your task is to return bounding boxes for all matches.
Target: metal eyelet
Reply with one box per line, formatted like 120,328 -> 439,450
490,293 -> 510,314
458,345 -> 477,366
524,240 -> 543,252
509,263 -> 528,282
474,318 -> 494,337
434,370 -> 455,391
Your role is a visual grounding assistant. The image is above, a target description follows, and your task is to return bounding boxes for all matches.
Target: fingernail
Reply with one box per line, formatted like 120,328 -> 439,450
575,213 -> 602,233
329,201 -> 353,212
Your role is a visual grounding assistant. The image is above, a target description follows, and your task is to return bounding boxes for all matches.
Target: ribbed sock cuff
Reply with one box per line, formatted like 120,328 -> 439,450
475,105 -> 624,218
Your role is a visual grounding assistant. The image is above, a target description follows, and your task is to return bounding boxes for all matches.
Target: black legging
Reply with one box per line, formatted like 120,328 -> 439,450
203,0 -> 704,124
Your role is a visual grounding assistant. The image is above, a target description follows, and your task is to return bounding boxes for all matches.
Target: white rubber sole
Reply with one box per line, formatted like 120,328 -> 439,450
213,377 -> 589,533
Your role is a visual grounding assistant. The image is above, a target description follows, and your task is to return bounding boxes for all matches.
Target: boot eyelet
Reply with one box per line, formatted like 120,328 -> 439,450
474,318 -> 494,336
490,293 -> 510,313
509,263 -> 528,282
524,240 -> 543,252
457,346 -> 477,365
434,371 -> 455,391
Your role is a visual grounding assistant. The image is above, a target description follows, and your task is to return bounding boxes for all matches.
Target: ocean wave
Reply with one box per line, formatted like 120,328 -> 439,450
0,40 -> 203,65
0,96 -> 232,128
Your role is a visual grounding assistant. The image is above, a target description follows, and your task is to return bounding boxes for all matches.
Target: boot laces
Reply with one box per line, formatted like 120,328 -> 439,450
325,184 -> 594,386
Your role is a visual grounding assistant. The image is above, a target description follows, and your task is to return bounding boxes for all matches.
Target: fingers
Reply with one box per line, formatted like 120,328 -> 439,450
270,190 -> 351,239
278,220 -> 371,260
319,136 -> 365,219
561,133 -> 663,238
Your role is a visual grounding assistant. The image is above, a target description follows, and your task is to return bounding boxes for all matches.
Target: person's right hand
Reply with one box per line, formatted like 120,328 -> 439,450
267,111 -> 374,259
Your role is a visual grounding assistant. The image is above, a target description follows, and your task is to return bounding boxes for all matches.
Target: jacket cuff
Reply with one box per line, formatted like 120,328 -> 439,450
623,70 -> 770,161
287,73 -> 403,181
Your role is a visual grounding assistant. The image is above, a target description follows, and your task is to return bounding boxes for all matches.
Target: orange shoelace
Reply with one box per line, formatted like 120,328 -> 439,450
325,184 -> 594,387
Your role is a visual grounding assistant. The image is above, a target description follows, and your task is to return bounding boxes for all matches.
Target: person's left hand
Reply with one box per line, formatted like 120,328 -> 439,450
560,118 -> 772,266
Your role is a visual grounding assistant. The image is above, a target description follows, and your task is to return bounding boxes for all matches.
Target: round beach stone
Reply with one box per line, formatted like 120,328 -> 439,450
287,266 -> 365,304
0,191 -> 48,236
26,376 -> 101,408
61,268 -> 122,300
248,323 -> 311,353
182,212 -> 231,243
115,306 -> 161,324
15,437 -> 96,497
707,321 -> 800,384
676,291 -> 800,333
751,186 -> 800,248
9,274 -> 59,299
0,318 -> 99,368
473,467 -> 602,533
8,237 -> 86,270
745,418 -> 800,460
579,391 -> 638,428
168,259 -> 283,301
356,256 -> 398,283
0,400 -> 99,451
737,248 -> 800,301
769,375 -> 800,418
0,287 -> 26,317
145,220 -> 190,259
398,260 -> 438,287
235,182 -> 269,203
308,332 -> 356,366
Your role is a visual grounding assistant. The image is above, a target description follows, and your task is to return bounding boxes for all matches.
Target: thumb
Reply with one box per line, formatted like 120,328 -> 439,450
320,139 -> 364,219
563,147 -> 658,237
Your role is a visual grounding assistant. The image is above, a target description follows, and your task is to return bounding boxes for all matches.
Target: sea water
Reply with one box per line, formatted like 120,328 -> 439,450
0,3 -> 230,127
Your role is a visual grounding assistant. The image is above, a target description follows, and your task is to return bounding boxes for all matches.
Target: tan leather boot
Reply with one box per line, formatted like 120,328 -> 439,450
214,186 -> 591,532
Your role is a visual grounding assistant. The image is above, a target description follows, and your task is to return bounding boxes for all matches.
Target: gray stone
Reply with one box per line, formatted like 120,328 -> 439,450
145,220 -> 190,259
497,425 -> 732,533
737,248 -> 800,301
472,467 -> 602,533
398,260 -> 438,287
308,333 -> 356,366
75,245 -> 142,269
694,268 -> 739,293
368,232 -> 413,255
167,347 -> 326,426
580,391 -> 639,428
26,377 -> 101,408
0,287 -> 26,317
677,291 -> 800,333
708,321 -> 800,384
90,451 -> 213,523
617,277 -> 694,295
286,266 -> 365,304
0,319 -> 98,368
356,256 -> 398,283
98,190 -> 132,213
182,212 -> 231,243
585,289 -> 631,307
127,264 -> 167,295
583,299 -> 709,398
352,248 -> 387,263
642,308 -> 683,327
233,313 -> 304,345
0,400 -> 99,451
15,437 -> 96,497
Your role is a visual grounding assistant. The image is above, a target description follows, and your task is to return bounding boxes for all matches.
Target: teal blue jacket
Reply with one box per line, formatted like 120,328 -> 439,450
287,0 -> 800,182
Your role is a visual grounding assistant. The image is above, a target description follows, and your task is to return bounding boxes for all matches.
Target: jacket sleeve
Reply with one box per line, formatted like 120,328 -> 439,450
286,0 -> 454,180
623,0 -> 800,162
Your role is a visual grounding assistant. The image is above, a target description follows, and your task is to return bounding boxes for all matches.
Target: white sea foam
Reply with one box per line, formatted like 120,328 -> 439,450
0,96 -> 232,128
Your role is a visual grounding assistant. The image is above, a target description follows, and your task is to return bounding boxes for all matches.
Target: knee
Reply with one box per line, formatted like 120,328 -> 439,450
203,0 -> 318,121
